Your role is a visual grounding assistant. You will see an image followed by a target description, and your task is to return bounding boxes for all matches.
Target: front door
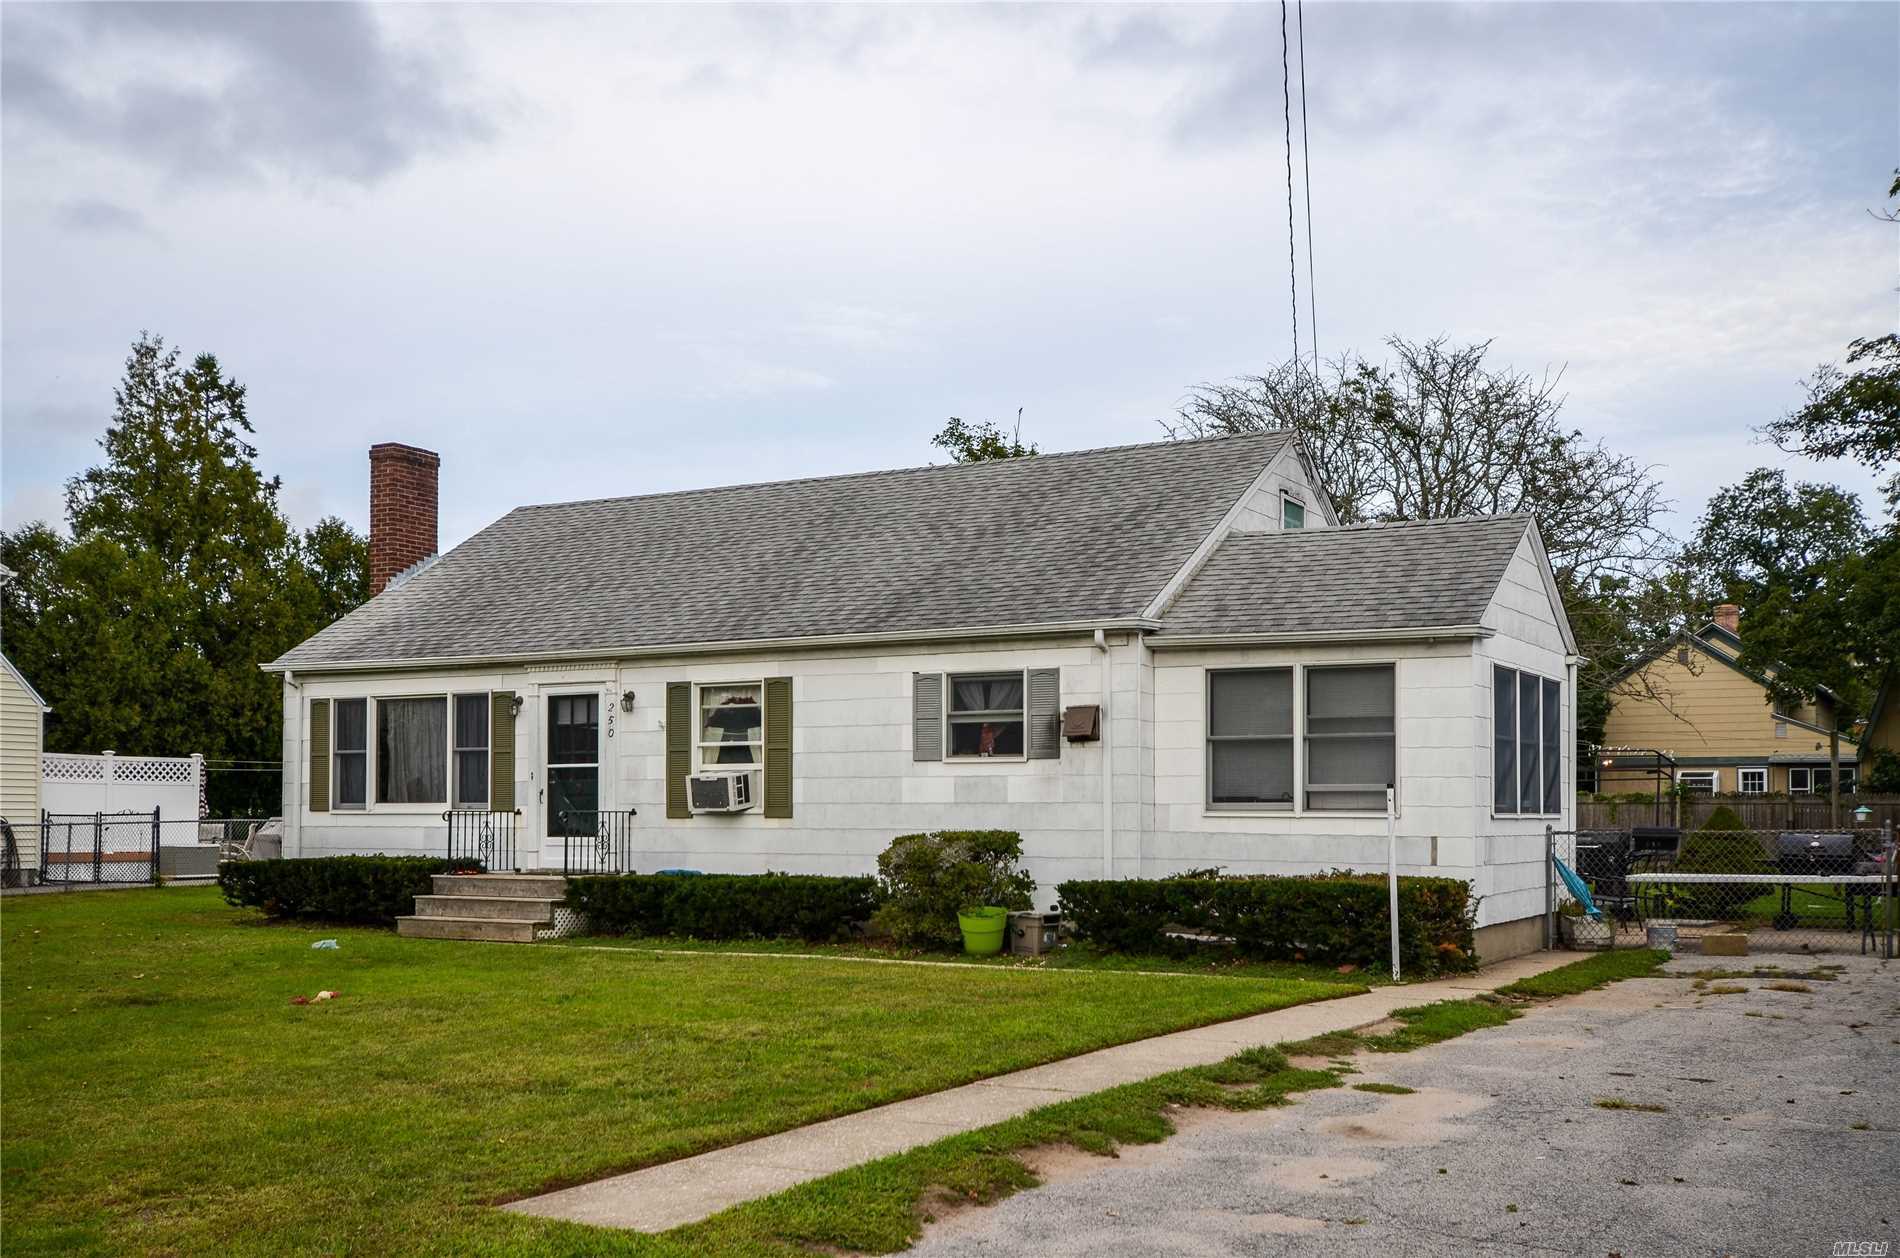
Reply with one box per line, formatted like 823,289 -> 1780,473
546,694 -> 600,840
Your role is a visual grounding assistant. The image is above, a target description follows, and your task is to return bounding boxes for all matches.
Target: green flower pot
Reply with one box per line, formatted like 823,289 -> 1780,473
958,906 -> 1008,956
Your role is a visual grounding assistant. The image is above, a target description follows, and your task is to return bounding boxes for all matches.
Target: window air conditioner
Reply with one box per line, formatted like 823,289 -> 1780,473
688,770 -> 756,813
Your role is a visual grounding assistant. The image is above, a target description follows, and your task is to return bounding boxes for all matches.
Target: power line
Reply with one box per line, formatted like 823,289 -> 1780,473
1296,0 -> 1318,369
1280,0 -> 1299,367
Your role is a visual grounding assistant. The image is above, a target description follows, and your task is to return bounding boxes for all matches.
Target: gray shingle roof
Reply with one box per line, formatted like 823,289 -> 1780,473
1156,515 -> 1533,637
273,431 -> 1295,668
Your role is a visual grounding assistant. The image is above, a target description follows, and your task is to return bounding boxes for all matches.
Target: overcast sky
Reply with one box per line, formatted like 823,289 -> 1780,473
5,2 -> 1895,552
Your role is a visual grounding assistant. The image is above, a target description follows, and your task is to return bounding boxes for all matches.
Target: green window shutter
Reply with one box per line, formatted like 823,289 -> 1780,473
913,673 -> 943,761
308,699 -> 331,813
1027,668 -> 1061,759
666,682 -> 692,819
763,676 -> 793,818
490,692 -> 516,812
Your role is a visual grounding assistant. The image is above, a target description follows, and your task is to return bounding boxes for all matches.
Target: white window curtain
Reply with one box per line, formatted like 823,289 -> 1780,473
378,698 -> 447,804
948,673 -> 1025,757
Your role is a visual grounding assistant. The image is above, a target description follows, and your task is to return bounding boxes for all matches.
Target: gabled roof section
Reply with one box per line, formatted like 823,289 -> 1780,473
1622,623 -> 1843,708
1608,629 -> 1857,743
1,651 -> 48,711
272,431 -> 1295,669
1153,515 -> 1533,639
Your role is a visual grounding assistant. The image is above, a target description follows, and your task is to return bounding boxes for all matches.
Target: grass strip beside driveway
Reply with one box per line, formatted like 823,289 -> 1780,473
666,948 -> 1674,1257
563,934 -> 1398,986
0,888 -> 1357,1258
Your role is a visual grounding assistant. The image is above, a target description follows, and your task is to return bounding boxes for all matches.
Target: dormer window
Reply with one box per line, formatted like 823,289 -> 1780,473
1281,493 -> 1306,530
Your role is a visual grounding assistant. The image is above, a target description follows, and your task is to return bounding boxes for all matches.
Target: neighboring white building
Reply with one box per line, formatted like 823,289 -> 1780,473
1,651 -> 49,874
269,432 -> 1576,959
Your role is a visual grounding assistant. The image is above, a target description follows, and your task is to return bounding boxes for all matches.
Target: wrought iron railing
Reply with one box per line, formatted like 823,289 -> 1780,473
558,809 -> 639,875
445,809 -> 521,872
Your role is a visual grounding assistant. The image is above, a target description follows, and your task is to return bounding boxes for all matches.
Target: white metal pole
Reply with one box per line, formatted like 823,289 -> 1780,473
1387,785 -> 1400,982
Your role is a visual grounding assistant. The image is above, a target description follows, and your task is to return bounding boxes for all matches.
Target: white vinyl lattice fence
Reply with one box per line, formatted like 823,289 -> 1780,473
41,752 -> 203,820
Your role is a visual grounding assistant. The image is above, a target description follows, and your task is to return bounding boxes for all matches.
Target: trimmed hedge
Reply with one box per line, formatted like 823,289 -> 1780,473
566,873 -> 880,942
219,855 -> 482,925
1057,872 -> 1478,974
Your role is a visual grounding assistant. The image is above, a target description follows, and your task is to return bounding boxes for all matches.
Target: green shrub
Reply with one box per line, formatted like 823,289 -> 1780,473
1057,872 -> 1478,974
218,855 -> 482,925
1670,805 -> 1767,918
873,830 -> 1036,950
565,873 -> 880,942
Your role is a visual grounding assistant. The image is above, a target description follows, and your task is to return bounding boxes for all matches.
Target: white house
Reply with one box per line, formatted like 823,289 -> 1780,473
1,650 -> 49,879
268,433 -> 1576,959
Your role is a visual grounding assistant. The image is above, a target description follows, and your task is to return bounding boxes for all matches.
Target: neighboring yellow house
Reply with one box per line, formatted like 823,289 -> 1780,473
1861,669 -> 1897,765
1596,604 -> 1857,796
1,650 -> 49,873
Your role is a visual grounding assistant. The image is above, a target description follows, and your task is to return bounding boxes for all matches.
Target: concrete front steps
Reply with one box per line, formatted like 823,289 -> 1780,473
396,872 -> 572,943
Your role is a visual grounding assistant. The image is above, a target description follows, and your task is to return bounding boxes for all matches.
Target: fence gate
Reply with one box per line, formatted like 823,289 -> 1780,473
38,810 -> 161,886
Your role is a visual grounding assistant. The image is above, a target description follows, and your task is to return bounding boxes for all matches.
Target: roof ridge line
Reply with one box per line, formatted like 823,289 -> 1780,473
509,430 -> 1295,515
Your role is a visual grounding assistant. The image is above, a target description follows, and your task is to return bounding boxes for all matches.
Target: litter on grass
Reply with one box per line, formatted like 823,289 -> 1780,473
289,991 -> 342,1006
311,939 -> 340,950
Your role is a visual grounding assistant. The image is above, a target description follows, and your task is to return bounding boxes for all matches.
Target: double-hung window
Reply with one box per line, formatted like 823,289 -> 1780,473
452,694 -> 490,807
377,697 -> 447,804
697,683 -> 763,769
333,698 -> 367,809
1304,665 -> 1395,811
547,694 -> 599,833
1494,666 -> 1563,816
1208,669 -> 1294,808
947,673 -> 1025,758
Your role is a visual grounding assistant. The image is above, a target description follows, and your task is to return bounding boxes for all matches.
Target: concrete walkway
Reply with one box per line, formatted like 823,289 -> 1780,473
505,950 -> 1579,1234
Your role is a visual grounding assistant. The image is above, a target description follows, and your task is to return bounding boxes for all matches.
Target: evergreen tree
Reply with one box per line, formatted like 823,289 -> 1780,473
1,334 -> 368,814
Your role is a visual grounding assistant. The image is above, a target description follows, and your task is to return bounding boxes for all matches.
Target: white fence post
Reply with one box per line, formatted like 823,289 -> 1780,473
101,750 -> 116,813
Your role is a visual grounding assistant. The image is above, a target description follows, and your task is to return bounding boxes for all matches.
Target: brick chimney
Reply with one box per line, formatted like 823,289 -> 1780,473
1713,603 -> 1741,637
369,443 -> 439,595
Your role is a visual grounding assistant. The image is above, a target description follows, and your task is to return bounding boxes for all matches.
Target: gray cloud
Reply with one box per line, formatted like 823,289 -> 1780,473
1,1 -> 494,185
55,198 -> 152,236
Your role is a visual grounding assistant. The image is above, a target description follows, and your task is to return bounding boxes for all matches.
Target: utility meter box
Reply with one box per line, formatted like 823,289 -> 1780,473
1009,911 -> 1062,956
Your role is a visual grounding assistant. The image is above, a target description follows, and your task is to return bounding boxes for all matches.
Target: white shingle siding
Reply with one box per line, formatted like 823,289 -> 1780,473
1471,530 -> 1577,924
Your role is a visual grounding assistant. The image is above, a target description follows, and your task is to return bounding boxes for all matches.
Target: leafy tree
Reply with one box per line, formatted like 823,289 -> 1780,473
1684,470 -> 1868,616
1761,173 -> 1899,515
1,334 -> 368,815
931,411 -> 1038,463
1168,337 -> 1678,745
1685,468 -> 1892,820
294,516 -> 371,628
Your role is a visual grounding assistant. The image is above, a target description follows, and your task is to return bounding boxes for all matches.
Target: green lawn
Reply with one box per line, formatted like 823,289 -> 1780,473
0,888 -> 1357,1257
1737,886 -> 1854,925
564,933 -> 1398,985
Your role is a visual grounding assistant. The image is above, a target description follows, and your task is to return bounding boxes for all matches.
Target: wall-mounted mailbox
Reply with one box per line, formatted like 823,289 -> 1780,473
1062,704 -> 1101,742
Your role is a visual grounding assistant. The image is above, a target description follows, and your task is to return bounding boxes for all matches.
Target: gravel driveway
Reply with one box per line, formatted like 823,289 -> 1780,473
910,954 -> 1900,1258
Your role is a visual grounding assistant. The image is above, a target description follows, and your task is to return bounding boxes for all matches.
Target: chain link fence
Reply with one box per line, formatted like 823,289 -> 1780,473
1550,821 -> 1898,957
2,812 -> 275,889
